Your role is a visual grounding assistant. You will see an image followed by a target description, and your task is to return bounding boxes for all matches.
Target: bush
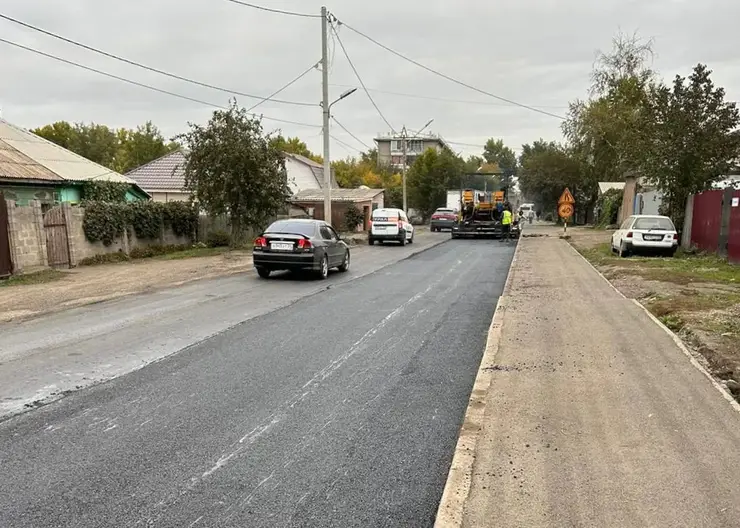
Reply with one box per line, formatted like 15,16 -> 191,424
82,200 -> 198,245
206,230 -> 231,248
343,204 -> 365,232
544,212 -> 554,222
596,188 -> 623,228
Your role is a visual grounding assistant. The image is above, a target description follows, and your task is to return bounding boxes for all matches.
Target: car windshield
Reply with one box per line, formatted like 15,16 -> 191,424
633,217 -> 675,231
265,221 -> 316,236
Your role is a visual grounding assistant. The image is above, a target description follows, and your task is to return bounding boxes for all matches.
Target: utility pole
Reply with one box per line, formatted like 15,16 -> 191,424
320,6 -> 332,225
401,126 -> 408,213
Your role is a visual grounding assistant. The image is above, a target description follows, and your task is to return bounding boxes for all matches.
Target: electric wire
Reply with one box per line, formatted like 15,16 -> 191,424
223,0 -> 320,18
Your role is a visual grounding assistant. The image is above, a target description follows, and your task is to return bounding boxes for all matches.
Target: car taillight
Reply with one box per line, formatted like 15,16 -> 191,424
431,215 -> 440,219
297,239 -> 312,249
626,231 -> 633,238
673,233 -> 679,240
254,236 -> 267,247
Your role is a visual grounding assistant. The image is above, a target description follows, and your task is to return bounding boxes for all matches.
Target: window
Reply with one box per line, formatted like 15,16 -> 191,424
399,211 -> 408,222
319,226 -> 335,240
620,218 -> 634,230
633,217 -> 675,231
266,221 -> 316,237
408,140 -> 423,152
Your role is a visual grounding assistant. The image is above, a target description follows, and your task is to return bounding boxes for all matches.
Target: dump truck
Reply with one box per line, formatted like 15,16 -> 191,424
450,187 -> 520,239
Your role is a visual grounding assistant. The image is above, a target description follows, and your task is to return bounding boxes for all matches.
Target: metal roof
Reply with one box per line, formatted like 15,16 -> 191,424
284,153 -> 338,188
0,139 -> 63,182
0,119 -> 145,191
291,188 -> 384,202
125,150 -> 186,191
598,182 -> 625,194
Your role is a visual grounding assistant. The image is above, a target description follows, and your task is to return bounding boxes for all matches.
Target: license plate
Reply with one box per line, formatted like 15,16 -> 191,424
270,242 -> 293,251
374,226 -> 386,230
644,235 -> 663,241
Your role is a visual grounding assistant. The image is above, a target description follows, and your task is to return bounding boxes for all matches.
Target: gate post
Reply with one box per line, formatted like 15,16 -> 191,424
61,202 -> 77,267
31,200 -> 48,267
718,187 -> 733,257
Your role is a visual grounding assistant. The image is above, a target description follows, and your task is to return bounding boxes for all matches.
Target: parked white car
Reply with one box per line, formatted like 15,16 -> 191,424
368,208 -> 414,246
611,215 -> 679,257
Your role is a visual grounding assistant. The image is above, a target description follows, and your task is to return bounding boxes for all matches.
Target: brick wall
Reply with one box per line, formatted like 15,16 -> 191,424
5,199 -> 47,273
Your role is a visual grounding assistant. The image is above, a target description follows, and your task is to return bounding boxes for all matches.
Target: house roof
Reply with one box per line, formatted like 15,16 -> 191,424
598,182 -> 625,194
284,152 -> 338,188
291,187 -> 384,203
125,149 -> 186,191
0,119 -> 145,194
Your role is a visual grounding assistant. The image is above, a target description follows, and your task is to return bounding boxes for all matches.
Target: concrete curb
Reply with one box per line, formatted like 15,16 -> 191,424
565,240 -> 740,414
433,238 -> 521,528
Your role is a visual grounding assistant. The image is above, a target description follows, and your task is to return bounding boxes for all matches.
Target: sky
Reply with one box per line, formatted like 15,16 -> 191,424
1,0 -> 739,162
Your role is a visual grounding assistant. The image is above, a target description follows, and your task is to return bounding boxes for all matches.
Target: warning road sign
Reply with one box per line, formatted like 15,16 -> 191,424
558,188 -> 575,205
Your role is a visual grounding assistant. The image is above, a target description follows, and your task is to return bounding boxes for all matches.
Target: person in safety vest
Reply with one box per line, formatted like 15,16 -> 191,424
501,207 -> 513,242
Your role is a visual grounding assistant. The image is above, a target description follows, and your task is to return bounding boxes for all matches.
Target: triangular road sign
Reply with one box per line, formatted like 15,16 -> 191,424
558,188 -> 575,205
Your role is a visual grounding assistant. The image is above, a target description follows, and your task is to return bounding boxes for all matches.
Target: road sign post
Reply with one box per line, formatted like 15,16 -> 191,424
558,188 -> 575,236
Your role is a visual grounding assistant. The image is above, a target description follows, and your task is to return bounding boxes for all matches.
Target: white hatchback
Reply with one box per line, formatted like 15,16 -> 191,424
611,215 -> 679,257
368,208 -> 414,246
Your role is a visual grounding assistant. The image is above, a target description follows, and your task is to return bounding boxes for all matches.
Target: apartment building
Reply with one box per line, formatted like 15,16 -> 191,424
374,132 -> 449,170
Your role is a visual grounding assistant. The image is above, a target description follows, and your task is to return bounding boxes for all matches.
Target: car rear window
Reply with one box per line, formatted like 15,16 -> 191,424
633,217 -> 675,231
265,221 -> 316,236
436,208 -> 454,214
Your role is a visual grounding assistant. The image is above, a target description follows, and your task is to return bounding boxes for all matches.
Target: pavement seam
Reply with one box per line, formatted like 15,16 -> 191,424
567,238 -> 740,413
433,239 -> 521,528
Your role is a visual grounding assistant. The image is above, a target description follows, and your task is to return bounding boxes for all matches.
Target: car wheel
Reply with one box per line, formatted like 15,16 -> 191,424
399,230 -> 406,246
338,250 -> 350,272
256,267 -> 271,279
368,237 -> 374,245
317,255 -> 329,280
408,234 -> 414,244
619,242 -> 630,258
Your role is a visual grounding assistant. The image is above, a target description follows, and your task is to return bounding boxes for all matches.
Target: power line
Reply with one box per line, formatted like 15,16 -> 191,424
329,20 -> 396,133
334,18 -> 566,120
331,116 -> 372,150
0,13 -> 315,108
246,62 -> 319,112
330,134 -> 363,154
223,0 -> 320,18
0,37 -> 321,129
329,83 -> 568,110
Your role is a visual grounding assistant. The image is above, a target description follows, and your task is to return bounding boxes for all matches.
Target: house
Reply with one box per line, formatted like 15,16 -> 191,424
124,151 -> 337,202
125,149 -> 189,202
290,187 -> 384,231
284,153 -> 337,193
0,119 -> 148,206
374,132 -> 449,170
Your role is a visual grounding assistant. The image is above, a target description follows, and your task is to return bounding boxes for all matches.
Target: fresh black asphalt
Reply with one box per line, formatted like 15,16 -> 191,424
0,239 -> 515,527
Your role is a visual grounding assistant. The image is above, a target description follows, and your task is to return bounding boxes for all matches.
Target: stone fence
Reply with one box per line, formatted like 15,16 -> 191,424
4,200 -> 192,274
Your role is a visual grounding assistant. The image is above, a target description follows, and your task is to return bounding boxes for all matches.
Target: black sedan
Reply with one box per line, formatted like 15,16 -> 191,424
252,219 -> 350,279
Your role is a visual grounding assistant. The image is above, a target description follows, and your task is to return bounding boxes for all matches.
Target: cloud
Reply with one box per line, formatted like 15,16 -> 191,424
1,0 -> 738,161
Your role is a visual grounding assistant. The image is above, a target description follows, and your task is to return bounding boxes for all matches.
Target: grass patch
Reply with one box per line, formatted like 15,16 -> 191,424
575,242 -> 740,285
0,269 -> 66,287
155,247 -> 231,261
79,244 -> 244,266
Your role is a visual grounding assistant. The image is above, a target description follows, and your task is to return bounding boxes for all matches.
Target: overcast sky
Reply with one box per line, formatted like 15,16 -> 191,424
1,0 -> 739,161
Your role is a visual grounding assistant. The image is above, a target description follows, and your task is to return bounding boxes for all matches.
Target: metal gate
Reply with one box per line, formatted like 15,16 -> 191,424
43,205 -> 70,268
0,193 -> 12,277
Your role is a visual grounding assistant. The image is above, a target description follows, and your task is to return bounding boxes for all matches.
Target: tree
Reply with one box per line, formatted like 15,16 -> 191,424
32,120 -> 178,174
114,122 -> 179,173
176,101 -> 290,245
483,139 -> 517,173
406,148 -> 464,219
639,64 -> 740,226
269,135 -> 322,163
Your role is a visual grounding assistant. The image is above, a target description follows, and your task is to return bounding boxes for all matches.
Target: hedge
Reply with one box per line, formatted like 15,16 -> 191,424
82,201 -> 198,246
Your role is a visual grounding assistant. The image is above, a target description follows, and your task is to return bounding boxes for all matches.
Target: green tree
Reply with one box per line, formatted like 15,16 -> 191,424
483,139 -> 517,173
269,135 -> 322,163
176,101 -> 290,245
31,121 -> 75,150
407,148 -> 464,219
640,64 -> 740,226
114,121 -> 179,173
518,142 -> 585,217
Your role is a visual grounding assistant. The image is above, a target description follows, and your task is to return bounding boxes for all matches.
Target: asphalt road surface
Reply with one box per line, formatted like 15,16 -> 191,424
0,239 -> 515,527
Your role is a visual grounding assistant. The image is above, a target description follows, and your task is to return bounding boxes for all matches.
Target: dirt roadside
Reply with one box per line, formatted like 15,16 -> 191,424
568,227 -> 740,400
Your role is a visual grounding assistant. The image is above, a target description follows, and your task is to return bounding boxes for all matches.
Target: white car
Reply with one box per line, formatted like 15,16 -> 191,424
611,215 -> 679,257
368,208 -> 414,246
